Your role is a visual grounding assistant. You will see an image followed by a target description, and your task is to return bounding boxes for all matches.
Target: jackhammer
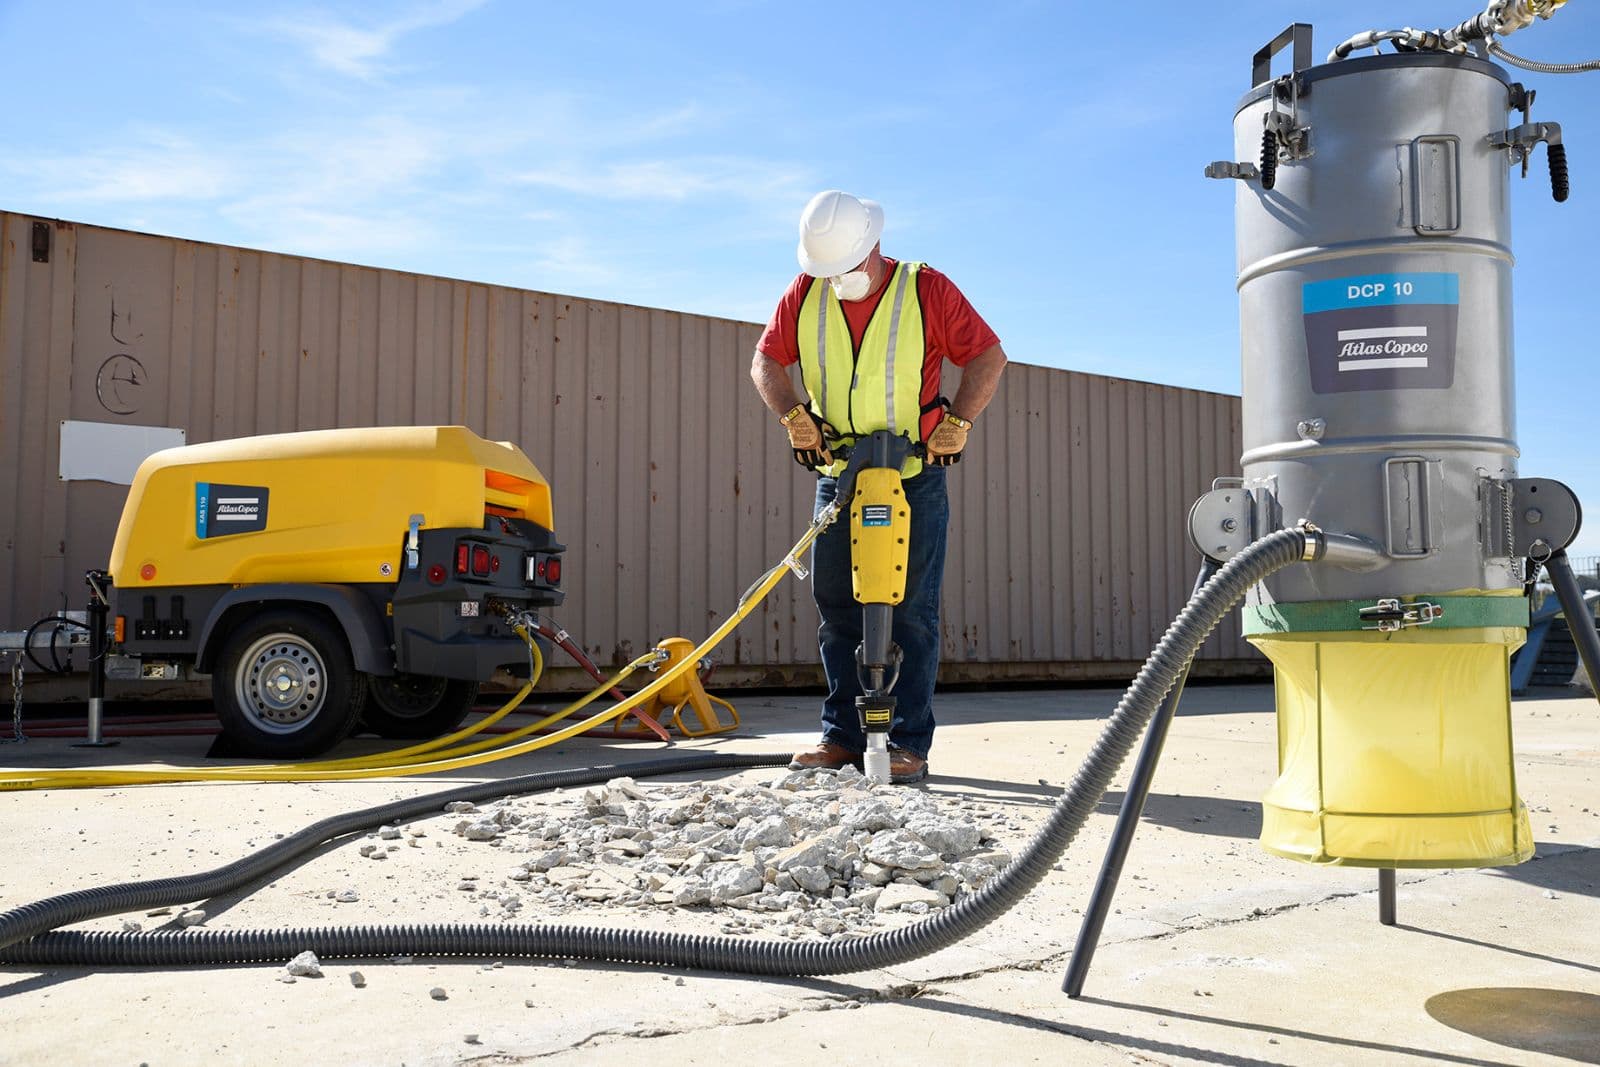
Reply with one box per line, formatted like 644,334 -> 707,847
830,429 -> 920,784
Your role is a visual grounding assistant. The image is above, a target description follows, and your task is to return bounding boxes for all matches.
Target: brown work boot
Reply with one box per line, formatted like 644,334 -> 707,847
889,746 -> 928,785
789,741 -> 860,771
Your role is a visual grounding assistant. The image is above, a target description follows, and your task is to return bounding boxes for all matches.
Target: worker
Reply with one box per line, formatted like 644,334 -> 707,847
750,190 -> 1008,783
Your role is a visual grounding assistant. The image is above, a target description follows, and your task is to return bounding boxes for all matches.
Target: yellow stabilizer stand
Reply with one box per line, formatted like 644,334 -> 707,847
1248,593 -> 1533,869
634,636 -> 740,737
850,467 -> 911,605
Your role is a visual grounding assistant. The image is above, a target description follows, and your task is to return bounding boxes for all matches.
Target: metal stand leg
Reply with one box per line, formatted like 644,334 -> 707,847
1379,868 -> 1396,925
1063,561 -> 1219,998
1543,551 -> 1600,706
71,572 -> 117,749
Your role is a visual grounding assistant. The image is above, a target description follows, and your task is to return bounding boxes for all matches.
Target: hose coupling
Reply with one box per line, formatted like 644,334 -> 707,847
1297,521 -> 1323,561
1299,524 -> 1390,571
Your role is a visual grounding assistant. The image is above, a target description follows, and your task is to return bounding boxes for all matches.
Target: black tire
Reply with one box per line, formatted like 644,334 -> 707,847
211,608 -> 365,758
361,675 -> 480,739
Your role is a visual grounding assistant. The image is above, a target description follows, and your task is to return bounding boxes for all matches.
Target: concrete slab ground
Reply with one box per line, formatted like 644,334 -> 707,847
1,681 -> 1595,1066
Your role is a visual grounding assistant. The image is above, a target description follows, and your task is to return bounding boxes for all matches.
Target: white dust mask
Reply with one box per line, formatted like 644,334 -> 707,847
828,270 -> 871,301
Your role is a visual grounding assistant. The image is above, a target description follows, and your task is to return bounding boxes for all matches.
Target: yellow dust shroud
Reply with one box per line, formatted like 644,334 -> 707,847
1245,592 -> 1533,869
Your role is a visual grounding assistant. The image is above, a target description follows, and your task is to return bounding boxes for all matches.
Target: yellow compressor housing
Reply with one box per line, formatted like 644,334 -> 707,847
1248,592 -> 1533,869
110,425 -> 555,589
101,424 -> 566,760
849,467 -> 911,605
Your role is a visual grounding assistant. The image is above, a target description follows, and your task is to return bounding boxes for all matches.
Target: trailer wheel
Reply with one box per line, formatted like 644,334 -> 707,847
362,675 -> 480,739
212,609 -> 365,758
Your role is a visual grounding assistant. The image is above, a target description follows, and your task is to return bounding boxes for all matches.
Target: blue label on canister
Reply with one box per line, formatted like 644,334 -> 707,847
1302,272 -> 1460,393
1302,273 -> 1460,312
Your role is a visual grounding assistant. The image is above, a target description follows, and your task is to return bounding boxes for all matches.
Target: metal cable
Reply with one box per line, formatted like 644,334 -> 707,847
1488,41 -> 1600,73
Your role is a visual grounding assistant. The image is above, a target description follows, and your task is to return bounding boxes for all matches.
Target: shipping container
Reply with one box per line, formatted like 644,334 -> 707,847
0,212 -> 1259,696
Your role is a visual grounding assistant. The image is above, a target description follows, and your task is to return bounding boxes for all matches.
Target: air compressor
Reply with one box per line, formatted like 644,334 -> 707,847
87,425 -> 567,758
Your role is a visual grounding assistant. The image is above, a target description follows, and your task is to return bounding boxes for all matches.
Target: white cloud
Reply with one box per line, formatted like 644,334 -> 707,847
522,234 -> 621,288
21,131 -> 235,204
514,157 -> 811,204
231,205 -> 441,259
251,0 -> 489,80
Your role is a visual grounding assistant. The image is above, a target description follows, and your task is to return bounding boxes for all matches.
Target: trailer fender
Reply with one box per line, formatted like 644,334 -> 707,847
196,585 -> 394,677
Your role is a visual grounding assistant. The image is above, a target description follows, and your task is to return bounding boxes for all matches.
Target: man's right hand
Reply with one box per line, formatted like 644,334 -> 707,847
781,404 -> 835,470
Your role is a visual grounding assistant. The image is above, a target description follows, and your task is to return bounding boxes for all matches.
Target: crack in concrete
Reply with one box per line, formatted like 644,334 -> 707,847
502,997 -> 860,1061
491,983 -> 1126,1064
437,843 -> 1600,1062
1094,841 -> 1596,947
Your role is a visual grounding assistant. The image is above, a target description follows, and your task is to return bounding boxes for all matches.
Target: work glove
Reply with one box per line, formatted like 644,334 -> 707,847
781,404 -> 836,471
924,412 -> 972,466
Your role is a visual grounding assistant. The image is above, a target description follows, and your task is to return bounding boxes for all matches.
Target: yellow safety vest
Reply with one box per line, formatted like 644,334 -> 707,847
796,260 -> 927,478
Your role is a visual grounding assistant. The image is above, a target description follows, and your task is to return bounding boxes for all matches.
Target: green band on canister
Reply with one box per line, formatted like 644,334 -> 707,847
1243,595 -> 1530,635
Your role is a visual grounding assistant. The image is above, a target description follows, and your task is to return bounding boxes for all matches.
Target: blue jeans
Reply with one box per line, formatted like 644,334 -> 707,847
812,466 -> 948,760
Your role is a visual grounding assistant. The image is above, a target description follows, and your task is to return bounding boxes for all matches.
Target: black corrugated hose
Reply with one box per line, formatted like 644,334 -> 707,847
0,529 -> 1308,974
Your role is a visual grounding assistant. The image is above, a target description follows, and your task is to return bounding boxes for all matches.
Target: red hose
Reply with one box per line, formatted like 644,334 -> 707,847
531,622 -> 671,741
16,713 -> 214,730
20,725 -> 220,738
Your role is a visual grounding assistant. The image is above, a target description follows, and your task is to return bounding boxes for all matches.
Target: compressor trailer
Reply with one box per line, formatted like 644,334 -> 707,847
98,425 -> 565,758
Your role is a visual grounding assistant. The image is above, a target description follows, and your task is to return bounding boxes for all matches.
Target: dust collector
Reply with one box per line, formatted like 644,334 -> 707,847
1195,8 -> 1593,871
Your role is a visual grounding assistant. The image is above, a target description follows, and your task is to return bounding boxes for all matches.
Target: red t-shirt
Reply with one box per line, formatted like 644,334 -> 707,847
756,258 -> 999,439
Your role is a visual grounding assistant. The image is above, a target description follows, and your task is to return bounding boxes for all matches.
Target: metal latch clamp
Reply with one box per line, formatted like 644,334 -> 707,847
1359,598 -> 1443,632
406,514 -> 425,570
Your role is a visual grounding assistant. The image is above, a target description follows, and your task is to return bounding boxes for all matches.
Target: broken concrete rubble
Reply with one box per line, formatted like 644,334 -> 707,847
434,766 -> 1013,938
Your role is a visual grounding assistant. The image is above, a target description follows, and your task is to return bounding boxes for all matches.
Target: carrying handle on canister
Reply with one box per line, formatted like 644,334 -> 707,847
1252,23 -> 1314,88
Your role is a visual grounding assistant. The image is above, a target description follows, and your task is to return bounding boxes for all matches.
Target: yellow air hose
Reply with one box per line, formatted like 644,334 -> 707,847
0,502 -> 839,792
0,630 -> 640,790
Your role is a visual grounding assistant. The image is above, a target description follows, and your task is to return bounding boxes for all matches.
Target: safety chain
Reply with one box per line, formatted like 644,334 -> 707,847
4,652 -> 25,744
1500,478 -> 1526,582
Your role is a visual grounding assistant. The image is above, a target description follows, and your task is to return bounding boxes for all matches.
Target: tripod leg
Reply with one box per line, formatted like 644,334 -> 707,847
1379,868 -> 1396,925
1063,560 -> 1218,998
1542,551 -> 1600,707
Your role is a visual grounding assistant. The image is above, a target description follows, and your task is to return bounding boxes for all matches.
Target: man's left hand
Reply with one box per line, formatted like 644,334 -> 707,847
925,413 -> 972,466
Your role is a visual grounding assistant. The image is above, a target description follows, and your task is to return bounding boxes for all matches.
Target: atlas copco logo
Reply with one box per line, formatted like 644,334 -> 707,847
1339,338 -> 1430,358
196,483 -> 271,539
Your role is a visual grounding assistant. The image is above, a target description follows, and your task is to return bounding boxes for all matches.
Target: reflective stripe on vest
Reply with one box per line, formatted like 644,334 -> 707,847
796,261 -> 926,478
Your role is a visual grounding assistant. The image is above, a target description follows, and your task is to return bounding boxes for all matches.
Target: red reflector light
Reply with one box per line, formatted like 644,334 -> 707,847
427,564 -> 447,585
547,558 -> 562,584
536,559 -> 547,578
455,543 -> 470,575
471,545 -> 491,577
489,554 -> 500,574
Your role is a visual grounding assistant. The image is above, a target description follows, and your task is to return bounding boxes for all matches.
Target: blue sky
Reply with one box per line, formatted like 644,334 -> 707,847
5,0 -> 1599,556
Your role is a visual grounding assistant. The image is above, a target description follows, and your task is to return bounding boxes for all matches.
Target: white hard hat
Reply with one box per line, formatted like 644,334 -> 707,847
796,190 -> 884,277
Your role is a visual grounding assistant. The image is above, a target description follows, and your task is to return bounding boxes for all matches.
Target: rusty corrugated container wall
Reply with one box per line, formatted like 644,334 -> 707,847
0,212 -> 1254,687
